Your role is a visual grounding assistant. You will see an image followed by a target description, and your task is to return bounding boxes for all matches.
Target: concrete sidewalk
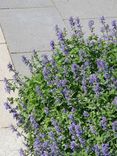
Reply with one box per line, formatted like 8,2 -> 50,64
0,0 -> 117,155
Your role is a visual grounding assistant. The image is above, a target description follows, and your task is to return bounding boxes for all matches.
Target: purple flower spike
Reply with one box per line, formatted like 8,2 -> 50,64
100,116 -> 107,130
93,144 -> 100,156
88,20 -> 94,32
7,63 -> 14,72
4,102 -> 11,110
69,16 -> 75,27
61,88 -> 70,100
68,114 -> 74,121
19,148 -> 25,156
41,55 -> 49,65
100,16 -> 105,24
61,44 -> 69,55
96,59 -> 106,70
35,86 -> 43,96
70,141 -> 76,151
112,20 -> 117,29
102,144 -> 110,156
33,138 -> 40,152
55,25 -> 59,34
112,121 -> 117,132
83,111 -> 89,117
89,74 -> 97,84
82,78 -> 87,93
71,63 -> 78,74
10,124 -> 17,133
76,17 -> 80,26
58,31 -> 64,42
21,56 -> 29,65
50,40 -> 55,51
75,125 -> 83,137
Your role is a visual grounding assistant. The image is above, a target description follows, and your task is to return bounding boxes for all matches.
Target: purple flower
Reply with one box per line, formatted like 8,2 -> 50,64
28,63 -> 33,73
30,114 -> 39,130
58,31 -> 64,42
55,25 -> 59,35
41,55 -> 49,65
100,117 -> 107,130
93,144 -> 100,156
21,56 -> 29,65
93,83 -> 100,96
75,125 -> 83,137
33,138 -> 40,152
4,78 -> 11,94
100,16 -> 105,24
96,59 -> 106,70
68,114 -> 74,121
112,20 -> 117,29
10,124 -> 17,133
35,86 -> 43,96
61,88 -> 70,100
7,63 -> 14,72
57,79 -> 67,88
76,17 -> 80,26
51,118 -> 61,133
19,148 -> 25,156
42,67 -> 50,79
71,107 -> 76,112
13,72 -> 22,85
71,63 -> 78,74
102,144 -> 110,156
82,78 -> 87,93
90,125 -> 96,134
43,141 -> 49,149
33,49 -> 37,55
69,17 -> 75,27
88,20 -> 94,32
89,74 -> 97,84
61,44 -> 69,55
79,137 -> 85,147
12,111 -> 19,119
79,50 -> 86,61
42,151 -> 48,156
4,102 -> 11,110
50,40 -> 55,51
112,121 -> 117,132
50,142 -> 58,155
70,141 -> 76,151
48,131 -> 55,140
83,111 -> 89,117
69,122 -> 75,134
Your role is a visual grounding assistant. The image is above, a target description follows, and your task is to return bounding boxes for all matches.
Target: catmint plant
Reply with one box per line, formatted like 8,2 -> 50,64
4,16 -> 117,156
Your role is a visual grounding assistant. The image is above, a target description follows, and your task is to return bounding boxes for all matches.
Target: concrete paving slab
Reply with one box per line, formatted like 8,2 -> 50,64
0,127 -> 22,155
0,27 -> 5,43
0,0 -> 53,9
0,8 -> 65,53
11,51 -> 52,77
0,44 -> 13,80
53,0 -> 117,19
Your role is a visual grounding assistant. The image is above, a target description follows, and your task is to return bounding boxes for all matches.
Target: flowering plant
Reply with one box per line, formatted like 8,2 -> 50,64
4,17 -> 117,156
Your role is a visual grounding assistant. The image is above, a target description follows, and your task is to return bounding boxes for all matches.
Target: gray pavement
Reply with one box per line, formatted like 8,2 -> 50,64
0,0 -> 117,75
